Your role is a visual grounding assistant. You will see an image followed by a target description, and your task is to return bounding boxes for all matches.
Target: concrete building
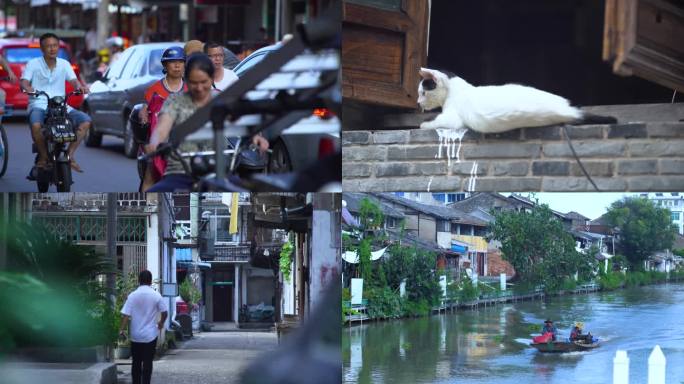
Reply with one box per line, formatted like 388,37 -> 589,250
640,192 -> 684,235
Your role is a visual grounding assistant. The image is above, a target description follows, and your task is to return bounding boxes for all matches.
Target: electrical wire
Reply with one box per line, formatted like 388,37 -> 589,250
562,125 -> 599,191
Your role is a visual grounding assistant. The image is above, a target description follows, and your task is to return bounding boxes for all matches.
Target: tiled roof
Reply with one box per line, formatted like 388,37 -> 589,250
373,193 -> 487,226
342,193 -> 405,218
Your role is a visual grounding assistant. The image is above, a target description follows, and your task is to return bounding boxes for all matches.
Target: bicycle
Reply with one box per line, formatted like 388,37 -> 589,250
0,104 -> 12,178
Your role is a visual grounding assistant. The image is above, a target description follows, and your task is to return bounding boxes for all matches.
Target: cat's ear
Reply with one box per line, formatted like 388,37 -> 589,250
419,67 -> 437,80
419,67 -> 449,84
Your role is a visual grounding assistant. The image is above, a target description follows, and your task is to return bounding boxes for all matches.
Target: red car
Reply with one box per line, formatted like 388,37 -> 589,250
0,38 -> 84,114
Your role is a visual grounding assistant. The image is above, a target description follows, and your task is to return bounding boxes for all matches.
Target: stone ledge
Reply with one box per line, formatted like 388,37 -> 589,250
1,362 -> 117,384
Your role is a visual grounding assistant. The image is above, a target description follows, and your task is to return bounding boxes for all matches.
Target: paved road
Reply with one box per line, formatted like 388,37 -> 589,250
117,331 -> 278,384
0,117 -> 140,192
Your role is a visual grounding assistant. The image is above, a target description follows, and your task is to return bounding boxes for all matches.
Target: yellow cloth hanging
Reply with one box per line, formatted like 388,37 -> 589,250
229,193 -> 239,234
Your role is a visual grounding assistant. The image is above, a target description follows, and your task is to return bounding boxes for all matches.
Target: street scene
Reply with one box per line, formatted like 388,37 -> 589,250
0,192 -> 341,384
342,192 -> 684,383
0,0 -> 341,193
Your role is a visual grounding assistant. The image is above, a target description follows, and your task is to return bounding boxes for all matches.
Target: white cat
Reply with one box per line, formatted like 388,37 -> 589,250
417,67 -> 615,133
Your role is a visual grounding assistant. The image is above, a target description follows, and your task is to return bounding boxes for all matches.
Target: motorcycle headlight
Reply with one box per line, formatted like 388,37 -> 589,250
53,96 -> 64,104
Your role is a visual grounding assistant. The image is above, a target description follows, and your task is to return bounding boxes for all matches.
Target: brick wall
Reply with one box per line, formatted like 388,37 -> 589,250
487,249 -> 516,278
342,119 -> 684,192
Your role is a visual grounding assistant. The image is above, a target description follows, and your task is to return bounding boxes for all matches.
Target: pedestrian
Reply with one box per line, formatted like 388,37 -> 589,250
119,270 -> 168,384
144,54 -> 269,191
183,39 -> 204,57
84,25 -> 98,58
203,41 -> 239,92
106,36 -> 125,65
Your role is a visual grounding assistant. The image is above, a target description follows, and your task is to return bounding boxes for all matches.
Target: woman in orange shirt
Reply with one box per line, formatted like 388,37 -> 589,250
138,46 -> 187,191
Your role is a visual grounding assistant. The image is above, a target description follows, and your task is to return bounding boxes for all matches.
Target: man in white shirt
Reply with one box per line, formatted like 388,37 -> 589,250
20,33 -> 91,173
119,270 -> 168,384
203,41 -> 239,92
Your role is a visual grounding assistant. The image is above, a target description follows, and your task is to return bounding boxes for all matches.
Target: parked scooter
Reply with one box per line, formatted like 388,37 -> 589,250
25,90 -> 83,192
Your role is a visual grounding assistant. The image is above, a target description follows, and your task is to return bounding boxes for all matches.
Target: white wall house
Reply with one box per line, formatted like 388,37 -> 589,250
641,193 -> 684,235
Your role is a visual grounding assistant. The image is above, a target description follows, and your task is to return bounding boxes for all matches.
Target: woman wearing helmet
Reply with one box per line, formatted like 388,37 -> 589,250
138,46 -> 188,191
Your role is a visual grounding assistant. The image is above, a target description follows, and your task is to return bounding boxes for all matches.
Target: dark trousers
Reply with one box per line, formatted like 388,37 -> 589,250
146,174 -> 194,192
131,338 -> 157,384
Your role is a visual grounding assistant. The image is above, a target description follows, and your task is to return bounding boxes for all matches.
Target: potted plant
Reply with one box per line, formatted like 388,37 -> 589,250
179,277 -> 202,330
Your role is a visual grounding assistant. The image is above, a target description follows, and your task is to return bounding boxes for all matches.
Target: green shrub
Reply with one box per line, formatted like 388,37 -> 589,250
402,299 -> 431,317
366,286 -> 402,319
561,278 -> 577,291
599,271 -> 624,290
458,275 -> 480,302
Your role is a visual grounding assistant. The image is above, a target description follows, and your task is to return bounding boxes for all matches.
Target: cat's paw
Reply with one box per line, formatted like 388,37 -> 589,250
420,121 -> 435,130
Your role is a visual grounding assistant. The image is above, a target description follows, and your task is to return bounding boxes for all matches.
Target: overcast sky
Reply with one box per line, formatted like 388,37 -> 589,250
509,193 -> 637,220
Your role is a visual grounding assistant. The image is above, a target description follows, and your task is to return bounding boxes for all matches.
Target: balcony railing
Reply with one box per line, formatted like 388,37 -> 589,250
32,193 -> 157,212
31,215 -> 147,244
210,244 -> 251,262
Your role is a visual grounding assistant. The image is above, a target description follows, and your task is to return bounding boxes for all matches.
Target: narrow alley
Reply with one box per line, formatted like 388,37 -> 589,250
116,330 -> 278,384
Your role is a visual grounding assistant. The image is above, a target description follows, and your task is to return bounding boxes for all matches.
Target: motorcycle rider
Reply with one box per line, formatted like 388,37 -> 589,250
138,46 -> 188,191
20,33 -> 90,175
144,54 -> 269,191
0,51 -> 18,115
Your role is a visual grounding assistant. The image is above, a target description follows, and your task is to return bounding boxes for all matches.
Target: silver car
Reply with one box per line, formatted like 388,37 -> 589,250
84,42 -> 178,158
232,44 -> 340,173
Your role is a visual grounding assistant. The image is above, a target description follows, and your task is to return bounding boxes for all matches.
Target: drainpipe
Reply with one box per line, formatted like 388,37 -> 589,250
106,194 -> 117,340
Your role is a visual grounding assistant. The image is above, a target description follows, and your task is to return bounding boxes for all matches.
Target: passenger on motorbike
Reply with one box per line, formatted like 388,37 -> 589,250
138,46 -> 188,191
20,33 -> 90,173
144,53 -> 269,192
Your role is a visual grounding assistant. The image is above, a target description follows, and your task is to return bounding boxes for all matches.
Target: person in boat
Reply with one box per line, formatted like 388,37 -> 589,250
541,319 -> 558,341
570,322 -> 593,343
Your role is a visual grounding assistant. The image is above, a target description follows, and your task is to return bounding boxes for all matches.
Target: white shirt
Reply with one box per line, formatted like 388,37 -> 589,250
121,285 -> 168,343
213,67 -> 239,92
21,57 -> 77,112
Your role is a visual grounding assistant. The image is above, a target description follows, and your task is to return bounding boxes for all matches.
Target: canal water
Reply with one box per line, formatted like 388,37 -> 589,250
343,283 -> 684,384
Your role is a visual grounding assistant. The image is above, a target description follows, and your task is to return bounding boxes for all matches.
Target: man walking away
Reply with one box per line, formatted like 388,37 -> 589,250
120,270 -> 168,384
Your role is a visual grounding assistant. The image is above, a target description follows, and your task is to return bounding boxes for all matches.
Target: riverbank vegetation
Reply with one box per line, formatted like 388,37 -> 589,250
343,196 -> 684,325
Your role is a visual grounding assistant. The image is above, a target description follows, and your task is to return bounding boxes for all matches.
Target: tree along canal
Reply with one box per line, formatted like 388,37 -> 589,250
343,282 -> 684,384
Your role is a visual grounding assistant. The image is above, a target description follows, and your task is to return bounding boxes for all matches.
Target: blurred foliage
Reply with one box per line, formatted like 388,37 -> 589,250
279,237 -> 293,282
0,220 -> 117,354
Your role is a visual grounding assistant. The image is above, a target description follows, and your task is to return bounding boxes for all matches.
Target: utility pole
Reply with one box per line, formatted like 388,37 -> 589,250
97,0 -> 110,50
106,193 -> 117,311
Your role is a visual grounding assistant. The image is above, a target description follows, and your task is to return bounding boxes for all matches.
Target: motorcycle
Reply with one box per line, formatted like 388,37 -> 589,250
129,101 -> 268,192
25,90 -> 83,192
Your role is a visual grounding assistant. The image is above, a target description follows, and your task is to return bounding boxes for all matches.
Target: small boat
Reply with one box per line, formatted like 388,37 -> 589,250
531,338 -> 600,353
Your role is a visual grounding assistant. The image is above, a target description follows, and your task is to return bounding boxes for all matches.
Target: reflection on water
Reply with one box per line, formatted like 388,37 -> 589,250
343,283 -> 684,384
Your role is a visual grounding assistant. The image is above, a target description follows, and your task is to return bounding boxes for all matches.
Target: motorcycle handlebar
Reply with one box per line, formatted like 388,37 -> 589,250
137,142 -> 173,162
24,89 -> 83,101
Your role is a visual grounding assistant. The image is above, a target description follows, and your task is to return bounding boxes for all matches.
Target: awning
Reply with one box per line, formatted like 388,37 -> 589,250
451,239 -> 470,254
175,248 -> 211,269
175,248 -> 192,262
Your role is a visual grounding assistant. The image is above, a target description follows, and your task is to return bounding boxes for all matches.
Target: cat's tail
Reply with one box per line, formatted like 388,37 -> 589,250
574,112 -> 618,125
